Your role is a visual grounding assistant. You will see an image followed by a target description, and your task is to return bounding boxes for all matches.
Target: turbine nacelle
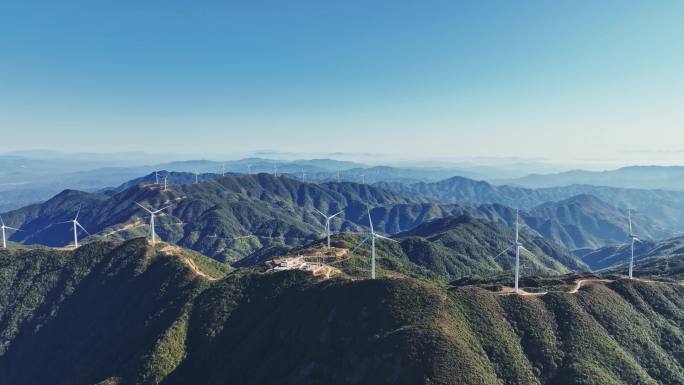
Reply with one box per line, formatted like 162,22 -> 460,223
626,208 -> 639,279
135,202 -> 172,245
493,209 -> 531,293
0,215 -> 22,249
54,208 -> 89,248
313,208 -> 344,250
350,205 -> 398,279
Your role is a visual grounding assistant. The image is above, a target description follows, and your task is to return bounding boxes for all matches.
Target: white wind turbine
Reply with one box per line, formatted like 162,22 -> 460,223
194,170 -> 199,184
135,202 -> 171,245
247,163 -> 252,174
627,209 -> 640,279
163,174 -> 169,191
493,210 -> 530,292
273,163 -> 278,177
313,208 -> 344,249
55,209 -> 89,248
351,205 -> 397,279
0,215 -> 21,249
155,171 -> 160,185
221,163 -> 226,176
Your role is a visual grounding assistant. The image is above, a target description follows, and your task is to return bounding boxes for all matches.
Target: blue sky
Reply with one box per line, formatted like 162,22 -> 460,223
1,1 -> 683,164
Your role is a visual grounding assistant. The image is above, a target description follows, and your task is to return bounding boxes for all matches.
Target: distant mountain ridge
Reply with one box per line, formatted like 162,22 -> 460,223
526,194 -> 664,250
503,165 -> 684,191
389,215 -> 587,278
581,234 -> 684,274
4,171 -> 672,263
378,176 -> 684,240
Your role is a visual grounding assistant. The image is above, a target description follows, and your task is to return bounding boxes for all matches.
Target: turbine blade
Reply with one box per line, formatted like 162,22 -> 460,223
374,234 -> 398,243
0,215 -> 4,226
75,207 -> 81,221
75,221 -> 90,235
152,205 -> 172,214
4,226 -> 21,231
351,235 -> 371,253
312,208 -> 326,218
519,246 -> 535,257
135,202 -> 154,214
55,220 -> 73,225
493,246 -> 513,259
367,205 -> 374,233
330,210 -> 344,219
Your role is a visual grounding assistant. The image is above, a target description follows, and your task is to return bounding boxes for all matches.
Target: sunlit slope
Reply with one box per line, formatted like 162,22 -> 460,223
2,240 -> 684,384
316,216 -> 587,282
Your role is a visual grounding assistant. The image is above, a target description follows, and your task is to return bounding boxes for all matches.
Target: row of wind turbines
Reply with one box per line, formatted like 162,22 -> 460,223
491,208 -> 642,293
0,201 -> 172,250
316,204 -> 643,288
1,166 -> 644,290
174,164 -> 358,184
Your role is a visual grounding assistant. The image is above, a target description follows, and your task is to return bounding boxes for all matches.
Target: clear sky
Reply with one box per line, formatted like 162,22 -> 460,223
1,1 -> 683,165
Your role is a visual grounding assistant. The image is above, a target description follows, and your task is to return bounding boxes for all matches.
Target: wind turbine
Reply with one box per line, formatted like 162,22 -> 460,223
56,209 -> 89,248
0,215 -> 21,249
247,163 -> 252,174
194,170 -> 199,184
351,205 -> 397,279
313,208 -> 344,249
627,209 -> 640,279
336,171 -> 341,183
135,202 -> 171,245
273,163 -> 278,177
155,171 -> 159,185
163,174 -> 169,191
493,210 -> 529,292
301,168 -> 306,181
221,163 -> 225,176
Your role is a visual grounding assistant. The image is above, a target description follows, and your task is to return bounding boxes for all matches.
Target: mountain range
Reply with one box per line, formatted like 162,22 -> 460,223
581,235 -> 684,275
501,165 -> 684,190
378,176 -> 684,239
3,239 -> 684,384
3,171 -> 675,270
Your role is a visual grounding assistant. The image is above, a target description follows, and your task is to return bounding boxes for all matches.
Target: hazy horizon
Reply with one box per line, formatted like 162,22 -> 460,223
0,148 -> 670,172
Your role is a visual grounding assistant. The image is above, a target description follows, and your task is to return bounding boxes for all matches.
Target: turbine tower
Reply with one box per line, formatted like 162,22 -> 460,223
155,171 -> 159,185
627,209 -> 640,279
163,175 -> 169,191
351,205 -> 397,279
0,215 -> 21,249
135,202 -> 171,245
247,163 -> 252,174
493,210 -> 529,292
221,163 -> 225,176
273,163 -> 278,177
313,208 -> 344,249
194,170 -> 199,184
56,209 -> 89,248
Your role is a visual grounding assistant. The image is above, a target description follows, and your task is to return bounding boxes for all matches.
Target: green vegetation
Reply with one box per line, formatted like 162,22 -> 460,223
3,239 -> 684,384
1,174 -> 451,262
324,216 -> 587,283
4,172 -> 660,267
584,235 -> 684,277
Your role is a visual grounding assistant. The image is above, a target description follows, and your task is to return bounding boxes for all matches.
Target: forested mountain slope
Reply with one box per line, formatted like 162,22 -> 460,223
2,240 -> 684,384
